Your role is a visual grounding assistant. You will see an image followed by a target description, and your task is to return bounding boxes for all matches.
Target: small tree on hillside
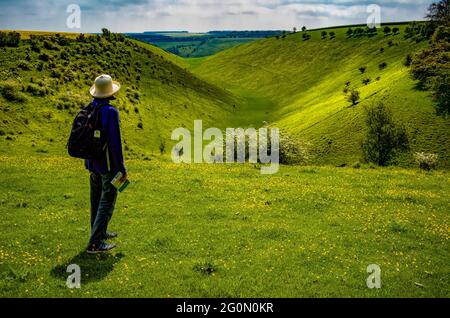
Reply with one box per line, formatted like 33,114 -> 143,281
346,28 -> 353,37
329,31 -> 336,39
362,78 -> 371,85
321,31 -> 328,39
367,27 -> 377,37
383,26 -> 392,35
362,103 -> 409,166
302,26 -> 307,32
101,28 -> 111,39
354,28 -> 365,36
392,27 -> 400,35
347,89 -> 360,105
359,66 -> 367,74
293,27 -> 297,33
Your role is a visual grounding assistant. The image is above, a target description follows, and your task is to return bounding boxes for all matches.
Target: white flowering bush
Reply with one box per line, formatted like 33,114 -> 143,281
274,131 -> 311,165
414,152 -> 438,171
223,129 -> 310,165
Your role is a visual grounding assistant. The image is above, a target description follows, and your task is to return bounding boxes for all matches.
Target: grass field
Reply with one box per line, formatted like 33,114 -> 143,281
0,154 -> 448,297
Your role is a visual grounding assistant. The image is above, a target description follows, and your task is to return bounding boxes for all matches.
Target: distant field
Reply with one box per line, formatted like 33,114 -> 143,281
156,38 -> 258,58
128,31 -> 284,58
0,154 -> 448,297
161,33 -> 205,37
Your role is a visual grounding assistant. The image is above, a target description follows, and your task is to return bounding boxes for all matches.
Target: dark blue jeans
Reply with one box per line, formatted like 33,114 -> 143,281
89,171 -> 118,247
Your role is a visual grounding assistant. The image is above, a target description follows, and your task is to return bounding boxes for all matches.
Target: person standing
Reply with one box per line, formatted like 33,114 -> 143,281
85,74 -> 127,254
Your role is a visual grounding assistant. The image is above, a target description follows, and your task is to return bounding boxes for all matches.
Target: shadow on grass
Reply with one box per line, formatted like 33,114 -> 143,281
50,250 -> 125,284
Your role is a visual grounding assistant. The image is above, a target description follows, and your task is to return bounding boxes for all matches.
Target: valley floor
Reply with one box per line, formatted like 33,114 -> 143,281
0,154 -> 448,297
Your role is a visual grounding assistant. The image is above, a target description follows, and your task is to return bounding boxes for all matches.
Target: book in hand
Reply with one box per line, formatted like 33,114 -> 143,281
111,171 -> 130,192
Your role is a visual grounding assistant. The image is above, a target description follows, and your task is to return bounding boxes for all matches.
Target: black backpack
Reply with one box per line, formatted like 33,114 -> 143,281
67,103 -> 106,160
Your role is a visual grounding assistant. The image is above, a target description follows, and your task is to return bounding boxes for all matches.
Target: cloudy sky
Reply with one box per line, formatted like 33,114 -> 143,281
0,0 -> 434,33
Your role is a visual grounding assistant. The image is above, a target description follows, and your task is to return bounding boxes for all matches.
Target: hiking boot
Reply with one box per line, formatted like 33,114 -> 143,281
106,232 -> 118,240
86,242 -> 116,254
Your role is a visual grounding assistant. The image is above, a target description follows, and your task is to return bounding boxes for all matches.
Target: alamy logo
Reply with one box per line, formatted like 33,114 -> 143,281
367,4 -> 381,29
171,120 -> 280,174
66,264 -> 81,289
366,264 -> 381,289
66,4 -> 81,29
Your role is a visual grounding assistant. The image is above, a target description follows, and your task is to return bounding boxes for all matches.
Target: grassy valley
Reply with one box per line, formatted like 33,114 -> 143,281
189,25 -> 450,167
0,24 -> 448,298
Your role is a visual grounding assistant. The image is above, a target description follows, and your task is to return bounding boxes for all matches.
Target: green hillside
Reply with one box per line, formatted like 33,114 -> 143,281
0,32 -> 239,158
189,25 -> 450,167
2,26 -> 448,167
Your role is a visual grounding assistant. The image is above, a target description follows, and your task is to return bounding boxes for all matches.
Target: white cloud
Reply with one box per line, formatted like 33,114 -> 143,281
0,0 -> 435,32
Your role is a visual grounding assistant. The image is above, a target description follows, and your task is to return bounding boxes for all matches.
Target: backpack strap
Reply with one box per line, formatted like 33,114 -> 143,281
106,145 -> 111,172
101,105 -> 110,171
94,102 -> 110,169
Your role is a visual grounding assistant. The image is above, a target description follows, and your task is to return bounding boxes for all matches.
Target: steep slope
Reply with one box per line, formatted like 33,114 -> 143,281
190,25 -> 450,167
0,32 -> 240,158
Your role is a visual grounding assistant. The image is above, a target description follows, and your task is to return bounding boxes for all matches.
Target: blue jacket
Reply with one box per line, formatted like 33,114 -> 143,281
85,98 -> 126,175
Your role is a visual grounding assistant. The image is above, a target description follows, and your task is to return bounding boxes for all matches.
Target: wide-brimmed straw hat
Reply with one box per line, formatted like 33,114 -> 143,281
90,74 -> 121,98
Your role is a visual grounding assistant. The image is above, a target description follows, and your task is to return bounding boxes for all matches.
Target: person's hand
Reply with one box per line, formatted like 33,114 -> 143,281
120,172 -> 128,182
